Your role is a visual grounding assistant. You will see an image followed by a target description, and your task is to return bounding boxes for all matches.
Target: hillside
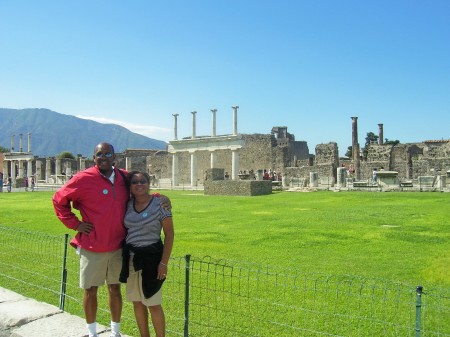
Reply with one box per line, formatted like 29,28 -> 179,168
0,108 -> 167,157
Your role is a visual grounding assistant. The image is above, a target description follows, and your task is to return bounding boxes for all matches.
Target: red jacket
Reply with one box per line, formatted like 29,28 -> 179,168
52,166 -> 129,252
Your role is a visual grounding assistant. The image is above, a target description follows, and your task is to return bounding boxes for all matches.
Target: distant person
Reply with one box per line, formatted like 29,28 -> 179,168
372,168 -> 378,184
53,142 -> 171,337
0,172 -> 3,192
25,177 -> 29,191
7,177 -> 12,192
31,176 -> 35,192
120,171 -> 174,337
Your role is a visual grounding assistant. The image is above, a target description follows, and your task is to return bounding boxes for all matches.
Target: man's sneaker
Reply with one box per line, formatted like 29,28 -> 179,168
110,334 -> 121,337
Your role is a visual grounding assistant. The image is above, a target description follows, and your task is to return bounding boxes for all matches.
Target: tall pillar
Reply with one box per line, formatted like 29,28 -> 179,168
172,154 -> 179,186
351,117 -> 361,180
18,160 -> 24,178
46,158 -> 51,182
232,106 -> 239,135
125,157 -> 131,171
19,133 -> 23,152
190,151 -> 197,188
210,150 -> 217,168
378,124 -> 384,145
28,133 -> 32,152
56,159 -> 62,175
27,160 -> 33,178
191,111 -> 197,139
79,158 -> 86,171
351,117 -> 358,159
211,109 -> 217,137
4,160 -> 10,178
231,149 -> 240,180
11,134 -> 15,152
11,161 -> 17,181
172,113 -> 179,140
36,160 -> 42,180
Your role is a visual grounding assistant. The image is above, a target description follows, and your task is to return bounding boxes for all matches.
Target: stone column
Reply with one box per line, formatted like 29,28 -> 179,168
19,134 -> 23,152
231,148 -> 240,180
4,160 -> 10,179
65,162 -> 72,176
190,151 -> 197,188
351,117 -> 361,180
378,124 -> 384,145
210,150 -> 217,168
336,167 -> 347,187
351,117 -> 358,159
46,158 -> 51,182
310,172 -> 318,187
125,157 -> 131,171
28,133 -> 32,152
18,160 -> 24,178
36,160 -> 42,180
11,161 -> 17,181
56,159 -> 61,175
172,154 -> 179,186
211,109 -> 217,137
79,158 -> 86,171
232,106 -> 239,136
191,111 -> 197,139
172,113 -> 179,140
27,159 -> 33,178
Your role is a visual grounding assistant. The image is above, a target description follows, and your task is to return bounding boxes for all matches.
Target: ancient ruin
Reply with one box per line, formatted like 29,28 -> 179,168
2,109 -> 449,192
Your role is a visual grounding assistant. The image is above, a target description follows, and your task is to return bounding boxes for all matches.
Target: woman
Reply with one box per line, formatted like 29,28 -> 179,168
119,171 -> 174,337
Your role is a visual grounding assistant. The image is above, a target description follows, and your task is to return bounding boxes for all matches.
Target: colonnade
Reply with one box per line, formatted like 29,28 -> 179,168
169,106 -> 243,188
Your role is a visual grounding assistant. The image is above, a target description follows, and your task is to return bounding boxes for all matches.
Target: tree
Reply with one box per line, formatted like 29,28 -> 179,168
345,146 -> 353,158
57,151 -> 75,159
363,132 -> 379,158
384,138 -> 400,145
0,146 -> 9,153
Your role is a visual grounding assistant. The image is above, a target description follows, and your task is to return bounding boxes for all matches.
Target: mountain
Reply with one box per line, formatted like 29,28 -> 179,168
0,108 -> 168,157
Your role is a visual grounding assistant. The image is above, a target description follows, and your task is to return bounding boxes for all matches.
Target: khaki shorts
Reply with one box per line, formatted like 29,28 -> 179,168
79,248 -> 122,289
126,261 -> 162,306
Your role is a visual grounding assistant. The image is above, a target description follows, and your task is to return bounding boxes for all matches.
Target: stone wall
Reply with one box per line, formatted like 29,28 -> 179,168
204,180 -> 272,196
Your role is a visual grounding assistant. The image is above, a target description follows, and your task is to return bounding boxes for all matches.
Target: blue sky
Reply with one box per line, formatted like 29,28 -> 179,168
1,1 -> 449,156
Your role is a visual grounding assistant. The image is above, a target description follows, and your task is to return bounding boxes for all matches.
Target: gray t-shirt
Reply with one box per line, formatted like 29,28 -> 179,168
124,196 -> 172,247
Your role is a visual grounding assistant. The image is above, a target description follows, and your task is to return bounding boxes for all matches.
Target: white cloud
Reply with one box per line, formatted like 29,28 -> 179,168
76,115 -> 172,142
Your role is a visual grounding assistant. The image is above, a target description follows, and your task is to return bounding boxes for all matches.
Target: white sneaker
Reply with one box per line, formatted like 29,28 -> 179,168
110,334 -> 121,337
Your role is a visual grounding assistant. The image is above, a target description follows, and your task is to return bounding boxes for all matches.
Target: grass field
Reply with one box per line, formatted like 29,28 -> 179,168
1,190 -> 449,289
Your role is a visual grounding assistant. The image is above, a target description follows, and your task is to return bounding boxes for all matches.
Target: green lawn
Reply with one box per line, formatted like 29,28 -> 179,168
1,190 -> 449,288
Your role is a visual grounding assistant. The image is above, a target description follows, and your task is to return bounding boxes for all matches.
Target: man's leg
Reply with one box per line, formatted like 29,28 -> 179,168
149,305 -> 165,337
84,286 -> 98,323
108,284 -> 122,323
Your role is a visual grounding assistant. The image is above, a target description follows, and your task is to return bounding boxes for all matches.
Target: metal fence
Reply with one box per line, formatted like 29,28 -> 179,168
0,225 -> 448,337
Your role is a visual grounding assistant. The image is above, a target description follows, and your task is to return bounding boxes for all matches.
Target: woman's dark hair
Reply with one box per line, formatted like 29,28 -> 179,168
126,171 -> 151,184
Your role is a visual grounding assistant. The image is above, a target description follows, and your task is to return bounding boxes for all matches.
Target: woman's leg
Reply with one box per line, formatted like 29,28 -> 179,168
149,305 -> 165,337
133,301 -> 150,337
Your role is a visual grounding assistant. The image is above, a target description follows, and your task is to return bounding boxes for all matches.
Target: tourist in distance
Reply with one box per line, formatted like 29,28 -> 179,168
372,168 -> 378,184
52,142 -> 171,337
119,170 -> 174,337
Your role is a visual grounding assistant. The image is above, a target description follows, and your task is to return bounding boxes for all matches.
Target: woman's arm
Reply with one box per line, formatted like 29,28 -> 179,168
157,216 -> 174,280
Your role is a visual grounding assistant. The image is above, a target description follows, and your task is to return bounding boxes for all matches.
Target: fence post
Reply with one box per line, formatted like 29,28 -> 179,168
59,234 -> 69,311
415,285 -> 423,337
184,254 -> 191,337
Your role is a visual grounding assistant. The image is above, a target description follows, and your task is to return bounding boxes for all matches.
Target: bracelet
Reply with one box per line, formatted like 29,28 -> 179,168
159,262 -> 167,266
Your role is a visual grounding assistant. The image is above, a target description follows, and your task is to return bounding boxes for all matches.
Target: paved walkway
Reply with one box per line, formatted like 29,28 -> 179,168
0,287 -> 132,337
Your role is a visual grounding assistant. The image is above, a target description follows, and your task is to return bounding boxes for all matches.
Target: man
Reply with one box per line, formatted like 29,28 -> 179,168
53,142 -> 169,337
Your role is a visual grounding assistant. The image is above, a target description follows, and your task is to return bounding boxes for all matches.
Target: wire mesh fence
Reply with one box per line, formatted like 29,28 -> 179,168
0,225 -> 448,336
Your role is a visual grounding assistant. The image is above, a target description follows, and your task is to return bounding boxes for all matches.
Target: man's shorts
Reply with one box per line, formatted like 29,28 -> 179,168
126,260 -> 162,306
79,248 -> 122,289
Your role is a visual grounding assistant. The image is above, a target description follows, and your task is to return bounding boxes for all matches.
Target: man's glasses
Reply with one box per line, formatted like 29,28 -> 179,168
95,152 -> 113,158
130,180 -> 148,185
